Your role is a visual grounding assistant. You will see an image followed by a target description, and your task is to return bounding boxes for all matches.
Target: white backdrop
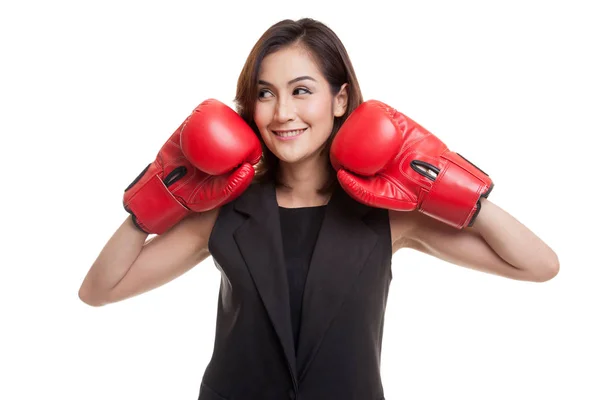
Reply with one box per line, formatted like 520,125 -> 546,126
1,0 -> 598,399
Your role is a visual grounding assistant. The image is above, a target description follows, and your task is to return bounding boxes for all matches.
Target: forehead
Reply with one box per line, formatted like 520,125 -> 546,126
258,46 -> 323,83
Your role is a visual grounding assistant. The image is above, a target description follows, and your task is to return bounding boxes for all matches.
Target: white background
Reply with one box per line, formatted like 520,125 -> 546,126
1,0 -> 598,399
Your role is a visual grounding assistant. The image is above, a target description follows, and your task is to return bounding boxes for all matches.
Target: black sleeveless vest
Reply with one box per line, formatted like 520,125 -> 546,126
199,182 -> 392,400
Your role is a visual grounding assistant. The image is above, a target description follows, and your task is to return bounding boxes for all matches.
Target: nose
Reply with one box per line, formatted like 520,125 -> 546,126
274,99 -> 295,123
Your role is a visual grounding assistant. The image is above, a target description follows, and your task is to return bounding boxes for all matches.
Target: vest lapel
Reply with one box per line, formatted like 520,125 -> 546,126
231,181 -> 379,383
232,182 -> 298,382
296,185 -> 378,381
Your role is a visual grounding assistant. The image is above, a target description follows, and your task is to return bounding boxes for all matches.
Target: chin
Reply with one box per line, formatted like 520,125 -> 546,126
273,150 -> 310,164
277,146 -> 329,165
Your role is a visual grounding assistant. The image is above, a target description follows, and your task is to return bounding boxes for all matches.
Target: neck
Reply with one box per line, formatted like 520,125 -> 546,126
275,151 -> 333,207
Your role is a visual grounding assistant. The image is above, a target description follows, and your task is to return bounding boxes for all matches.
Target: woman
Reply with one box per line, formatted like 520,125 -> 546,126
79,18 -> 559,400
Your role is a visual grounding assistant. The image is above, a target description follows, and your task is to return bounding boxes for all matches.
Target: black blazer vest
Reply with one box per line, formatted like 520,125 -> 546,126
198,181 -> 393,400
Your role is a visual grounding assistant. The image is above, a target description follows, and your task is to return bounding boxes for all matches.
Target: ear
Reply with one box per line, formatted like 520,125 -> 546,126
333,83 -> 349,117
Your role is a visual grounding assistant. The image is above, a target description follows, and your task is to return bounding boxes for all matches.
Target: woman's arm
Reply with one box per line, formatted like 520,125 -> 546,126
391,198 -> 559,282
78,209 -> 219,306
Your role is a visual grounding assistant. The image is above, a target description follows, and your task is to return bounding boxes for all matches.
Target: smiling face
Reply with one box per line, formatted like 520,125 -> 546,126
253,45 -> 347,165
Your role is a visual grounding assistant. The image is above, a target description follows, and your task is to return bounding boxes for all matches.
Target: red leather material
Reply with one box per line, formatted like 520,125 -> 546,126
123,99 -> 262,234
124,174 -> 191,234
331,100 -> 492,229
181,99 -> 263,175
420,151 -> 492,228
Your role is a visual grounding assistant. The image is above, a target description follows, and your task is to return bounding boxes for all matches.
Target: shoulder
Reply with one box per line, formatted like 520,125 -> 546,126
388,209 -> 422,254
183,206 -> 222,238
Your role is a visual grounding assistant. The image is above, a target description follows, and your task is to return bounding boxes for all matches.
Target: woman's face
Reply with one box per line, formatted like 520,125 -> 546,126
254,45 -> 347,164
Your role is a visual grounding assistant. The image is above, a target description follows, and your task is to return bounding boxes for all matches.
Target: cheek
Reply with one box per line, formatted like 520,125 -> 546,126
301,96 -> 333,123
253,103 -> 271,129
253,104 -> 275,144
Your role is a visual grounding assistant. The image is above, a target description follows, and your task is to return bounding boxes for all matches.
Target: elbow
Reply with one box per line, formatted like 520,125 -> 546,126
78,286 -> 108,307
532,254 -> 560,283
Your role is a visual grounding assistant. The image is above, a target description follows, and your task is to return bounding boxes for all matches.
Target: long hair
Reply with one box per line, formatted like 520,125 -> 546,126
234,18 -> 363,194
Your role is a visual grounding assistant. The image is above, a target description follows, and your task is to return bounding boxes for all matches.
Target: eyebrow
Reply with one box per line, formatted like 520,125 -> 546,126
257,76 -> 316,87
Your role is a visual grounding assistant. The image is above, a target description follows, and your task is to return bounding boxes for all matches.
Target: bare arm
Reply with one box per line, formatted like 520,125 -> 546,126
78,209 -> 220,306
391,198 -> 559,282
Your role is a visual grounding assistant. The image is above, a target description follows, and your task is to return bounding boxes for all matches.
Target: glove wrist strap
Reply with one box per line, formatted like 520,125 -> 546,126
420,152 -> 493,229
124,175 -> 191,234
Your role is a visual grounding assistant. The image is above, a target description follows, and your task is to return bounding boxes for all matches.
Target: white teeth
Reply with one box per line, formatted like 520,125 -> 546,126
274,129 -> 306,138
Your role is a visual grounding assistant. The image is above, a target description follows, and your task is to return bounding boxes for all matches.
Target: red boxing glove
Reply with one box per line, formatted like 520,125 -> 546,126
330,100 -> 493,229
123,99 -> 262,234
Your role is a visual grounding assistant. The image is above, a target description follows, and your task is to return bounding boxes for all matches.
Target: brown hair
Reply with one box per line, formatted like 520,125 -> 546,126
234,18 -> 363,194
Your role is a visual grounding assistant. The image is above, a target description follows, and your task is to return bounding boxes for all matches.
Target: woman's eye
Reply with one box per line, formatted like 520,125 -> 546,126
258,89 -> 273,99
294,87 -> 311,95
258,87 -> 311,99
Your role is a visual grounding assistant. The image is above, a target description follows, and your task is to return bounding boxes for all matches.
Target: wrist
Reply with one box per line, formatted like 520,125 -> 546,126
468,197 -> 490,232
